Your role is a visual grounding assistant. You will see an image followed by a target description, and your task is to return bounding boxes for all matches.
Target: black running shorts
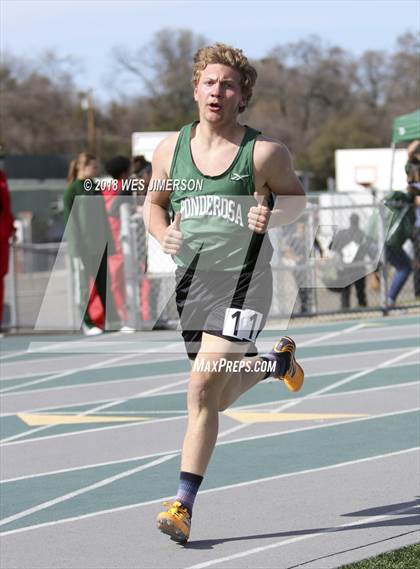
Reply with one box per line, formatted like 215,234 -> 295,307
175,265 -> 273,360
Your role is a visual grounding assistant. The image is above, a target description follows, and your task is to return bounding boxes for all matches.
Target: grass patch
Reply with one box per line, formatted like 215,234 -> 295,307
341,543 -> 420,568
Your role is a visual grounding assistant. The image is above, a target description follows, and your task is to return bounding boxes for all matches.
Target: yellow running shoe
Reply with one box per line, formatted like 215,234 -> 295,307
272,336 -> 304,392
156,501 -> 191,543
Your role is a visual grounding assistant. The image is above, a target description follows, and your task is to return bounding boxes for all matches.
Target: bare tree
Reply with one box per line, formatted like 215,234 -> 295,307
112,29 -> 207,129
386,32 -> 420,116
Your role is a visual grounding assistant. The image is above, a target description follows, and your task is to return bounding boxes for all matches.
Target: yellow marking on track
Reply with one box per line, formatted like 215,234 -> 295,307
17,413 -> 150,426
223,411 -> 368,423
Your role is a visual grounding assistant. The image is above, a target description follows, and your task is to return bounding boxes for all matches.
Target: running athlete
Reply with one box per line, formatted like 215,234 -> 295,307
143,43 -> 306,543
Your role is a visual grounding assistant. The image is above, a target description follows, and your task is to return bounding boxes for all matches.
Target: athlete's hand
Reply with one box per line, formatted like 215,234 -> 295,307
161,212 -> 183,255
248,192 -> 271,233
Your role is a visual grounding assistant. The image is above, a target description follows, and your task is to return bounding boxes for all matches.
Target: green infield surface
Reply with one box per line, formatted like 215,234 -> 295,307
0,314 -> 419,568
341,543 -> 420,568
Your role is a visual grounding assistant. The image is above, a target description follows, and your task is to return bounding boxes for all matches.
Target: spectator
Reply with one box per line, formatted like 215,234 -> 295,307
413,190 -> 420,298
130,156 -> 151,203
282,222 -> 313,314
131,155 -> 149,187
406,143 -> 420,297
0,168 -> 15,331
63,152 -> 119,335
103,155 -> 132,326
384,165 -> 419,307
133,158 -> 175,329
330,214 -> 374,310
407,140 -> 420,163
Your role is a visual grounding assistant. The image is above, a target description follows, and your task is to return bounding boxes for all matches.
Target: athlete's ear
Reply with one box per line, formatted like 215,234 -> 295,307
238,96 -> 246,113
193,84 -> 199,103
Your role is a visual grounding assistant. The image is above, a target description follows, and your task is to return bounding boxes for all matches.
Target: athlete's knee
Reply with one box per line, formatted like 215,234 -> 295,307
188,367 -> 225,411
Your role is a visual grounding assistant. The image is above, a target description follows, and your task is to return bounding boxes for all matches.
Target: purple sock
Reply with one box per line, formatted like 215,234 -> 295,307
175,471 -> 203,516
261,352 -> 290,379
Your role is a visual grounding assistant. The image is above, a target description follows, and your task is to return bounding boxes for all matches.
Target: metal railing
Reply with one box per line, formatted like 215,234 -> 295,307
3,196 -> 419,331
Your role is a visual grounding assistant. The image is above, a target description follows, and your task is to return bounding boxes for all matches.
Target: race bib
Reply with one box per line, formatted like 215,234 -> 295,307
222,308 -> 263,342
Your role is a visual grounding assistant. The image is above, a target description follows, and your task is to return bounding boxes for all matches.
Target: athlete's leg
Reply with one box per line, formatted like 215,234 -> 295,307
180,333 -> 249,474
216,350 -> 269,412
182,331 -> 298,473
158,332 -> 302,541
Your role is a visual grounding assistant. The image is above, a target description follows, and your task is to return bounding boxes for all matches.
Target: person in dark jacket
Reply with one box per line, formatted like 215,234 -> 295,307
406,145 -> 420,297
63,152 -> 119,334
384,166 -> 419,307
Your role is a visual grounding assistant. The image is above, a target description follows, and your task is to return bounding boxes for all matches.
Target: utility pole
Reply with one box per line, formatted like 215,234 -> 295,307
86,92 -> 96,154
80,91 -> 96,154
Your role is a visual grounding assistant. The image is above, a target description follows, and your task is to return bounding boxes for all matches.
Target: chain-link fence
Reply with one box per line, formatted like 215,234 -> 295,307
3,193 -> 419,331
4,243 -> 73,329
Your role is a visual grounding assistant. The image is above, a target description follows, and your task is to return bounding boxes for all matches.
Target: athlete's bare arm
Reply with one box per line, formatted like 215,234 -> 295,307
254,137 -> 304,196
143,133 -> 183,254
248,138 -> 306,232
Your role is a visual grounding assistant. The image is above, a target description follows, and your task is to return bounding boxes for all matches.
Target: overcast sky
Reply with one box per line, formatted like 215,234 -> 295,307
2,0 -> 418,103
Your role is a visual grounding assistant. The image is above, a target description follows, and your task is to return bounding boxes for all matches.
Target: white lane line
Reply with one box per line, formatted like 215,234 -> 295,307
296,323 -> 365,346
1,373 -> 418,427
0,453 -> 177,529
0,353 -> 186,382
0,355 -> 137,394
217,347 -> 420,439
0,374 -> 192,417
0,322 -> 364,394
0,324 -> 418,530
0,360 -> 402,415
0,340 -> 183,395
0,338 -> 83,362
186,502 -> 420,569
271,322 -> 420,347
0,370 -> 189,398
0,321 -> 345,363
0,333 -> 145,362
1,323 -> 360,441
1,315 -> 417,364
1,390 -> 418,453
0,447 -> 418,537
1,353 -> 418,413
264,315 -> 420,335
1,328 -> 418,446
8,374 -> 419,419
0,374 -> 188,444
2,343 -> 417,398
1,406 -> 418,483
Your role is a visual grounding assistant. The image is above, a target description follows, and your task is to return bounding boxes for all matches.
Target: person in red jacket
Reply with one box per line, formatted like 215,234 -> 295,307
102,155 -> 132,323
0,169 -> 15,330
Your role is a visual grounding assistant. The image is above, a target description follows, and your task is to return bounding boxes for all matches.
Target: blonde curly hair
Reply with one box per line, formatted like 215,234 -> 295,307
192,43 -> 257,113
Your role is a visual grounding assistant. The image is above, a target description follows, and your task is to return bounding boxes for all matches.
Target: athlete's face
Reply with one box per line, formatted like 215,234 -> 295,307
194,64 -> 246,123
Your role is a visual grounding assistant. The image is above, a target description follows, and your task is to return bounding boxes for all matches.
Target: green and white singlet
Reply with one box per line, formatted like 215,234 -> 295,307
169,121 -> 273,272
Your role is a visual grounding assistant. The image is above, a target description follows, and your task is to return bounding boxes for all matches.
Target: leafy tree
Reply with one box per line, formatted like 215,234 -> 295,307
305,114 -> 380,189
1,29 -> 418,192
